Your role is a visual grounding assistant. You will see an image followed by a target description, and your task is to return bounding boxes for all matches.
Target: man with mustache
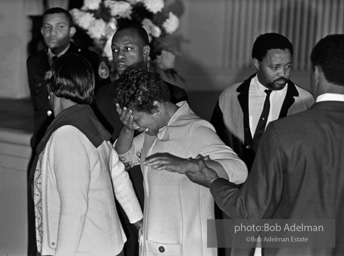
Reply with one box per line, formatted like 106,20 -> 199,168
185,34 -> 344,256
211,33 -> 314,256
211,33 -> 314,171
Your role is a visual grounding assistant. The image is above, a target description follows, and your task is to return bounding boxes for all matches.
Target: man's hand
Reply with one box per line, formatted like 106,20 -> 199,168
186,156 -> 219,188
144,152 -> 198,174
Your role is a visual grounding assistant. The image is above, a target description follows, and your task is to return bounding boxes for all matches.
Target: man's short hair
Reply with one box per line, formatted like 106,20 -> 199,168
252,33 -> 293,61
114,69 -> 170,113
46,53 -> 95,104
42,7 -> 74,27
115,22 -> 149,45
311,34 -> 344,86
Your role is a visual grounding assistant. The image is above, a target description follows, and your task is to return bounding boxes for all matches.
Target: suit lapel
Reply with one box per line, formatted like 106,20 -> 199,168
279,81 -> 298,118
237,74 -> 255,142
38,50 -> 50,73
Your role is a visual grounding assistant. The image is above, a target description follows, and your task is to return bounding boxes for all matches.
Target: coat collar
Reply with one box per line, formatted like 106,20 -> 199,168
236,73 -> 300,140
236,73 -> 299,119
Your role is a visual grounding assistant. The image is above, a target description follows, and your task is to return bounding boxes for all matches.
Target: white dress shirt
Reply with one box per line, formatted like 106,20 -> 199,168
249,75 -> 288,135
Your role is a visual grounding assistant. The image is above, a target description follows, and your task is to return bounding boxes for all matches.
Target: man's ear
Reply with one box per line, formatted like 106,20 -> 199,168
143,45 -> 150,58
253,58 -> 260,70
314,65 -> 324,87
314,65 -> 320,80
69,26 -> 76,38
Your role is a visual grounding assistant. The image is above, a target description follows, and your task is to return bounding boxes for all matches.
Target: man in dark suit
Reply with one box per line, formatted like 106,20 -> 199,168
26,7 -> 109,256
27,7 -> 109,150
94,23 -> 188,140
93,23 -> 188,256
211,33 -> 314,170
186,34 -> 344,256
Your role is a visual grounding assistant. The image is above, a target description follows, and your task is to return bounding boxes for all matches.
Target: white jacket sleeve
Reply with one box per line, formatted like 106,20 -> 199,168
110,148 -> 143,223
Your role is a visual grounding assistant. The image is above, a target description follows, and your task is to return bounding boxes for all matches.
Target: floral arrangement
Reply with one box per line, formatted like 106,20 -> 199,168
70,0 -> 182,79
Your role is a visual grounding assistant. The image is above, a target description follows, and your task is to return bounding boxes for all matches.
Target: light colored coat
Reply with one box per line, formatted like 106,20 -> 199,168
38,125 -> 142,256
211,75 -> 314,168
217,79 -> 314,145
119,102 -> 248,256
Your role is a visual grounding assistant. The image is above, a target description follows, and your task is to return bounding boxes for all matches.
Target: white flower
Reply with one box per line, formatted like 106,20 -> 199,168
87,19 -> 107,39
163,12 -> 179,34
70,9 -> 95,30
155,50 -> 175,70
104,0 -> 132,19
127,0 -> 142,4
82,0 -> 101,11
143,0 -> 164,14
142,18 -> 161,38
70,0 -> 181,76
105,18 -> 117,39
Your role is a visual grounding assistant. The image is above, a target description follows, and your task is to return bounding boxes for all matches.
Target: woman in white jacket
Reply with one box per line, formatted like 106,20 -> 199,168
114,69 -> 248,256
31,53 -> 143,256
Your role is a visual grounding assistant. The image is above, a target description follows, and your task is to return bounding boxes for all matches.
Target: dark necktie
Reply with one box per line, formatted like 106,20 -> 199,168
50,56 -> 58,67
253,89 -> 272,152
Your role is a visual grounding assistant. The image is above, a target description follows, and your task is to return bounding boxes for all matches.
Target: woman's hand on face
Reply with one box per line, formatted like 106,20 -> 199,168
116,104 -> 137,131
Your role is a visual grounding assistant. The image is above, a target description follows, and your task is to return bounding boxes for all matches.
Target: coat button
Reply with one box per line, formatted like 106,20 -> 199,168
158,246 -> 165,253
246,145 -> 251,149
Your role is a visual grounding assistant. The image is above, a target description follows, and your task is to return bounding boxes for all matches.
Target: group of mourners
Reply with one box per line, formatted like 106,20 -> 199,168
26,7 -> 344,256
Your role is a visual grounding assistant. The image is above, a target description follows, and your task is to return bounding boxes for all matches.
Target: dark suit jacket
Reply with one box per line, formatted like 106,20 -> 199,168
211,74 -> 314,169
26,43 -> 109,149
210,100 -> 344,256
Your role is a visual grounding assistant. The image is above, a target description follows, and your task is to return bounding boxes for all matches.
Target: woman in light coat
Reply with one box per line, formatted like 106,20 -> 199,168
31,53 -> 143,256
114,69 -> 248,256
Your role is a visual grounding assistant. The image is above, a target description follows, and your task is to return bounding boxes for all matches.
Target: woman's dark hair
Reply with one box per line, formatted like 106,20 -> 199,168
46,53 -> 95,104
114,69 -> 170,113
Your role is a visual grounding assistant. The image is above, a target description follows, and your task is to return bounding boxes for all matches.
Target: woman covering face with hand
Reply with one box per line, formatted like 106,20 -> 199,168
114,69 -> 247,256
